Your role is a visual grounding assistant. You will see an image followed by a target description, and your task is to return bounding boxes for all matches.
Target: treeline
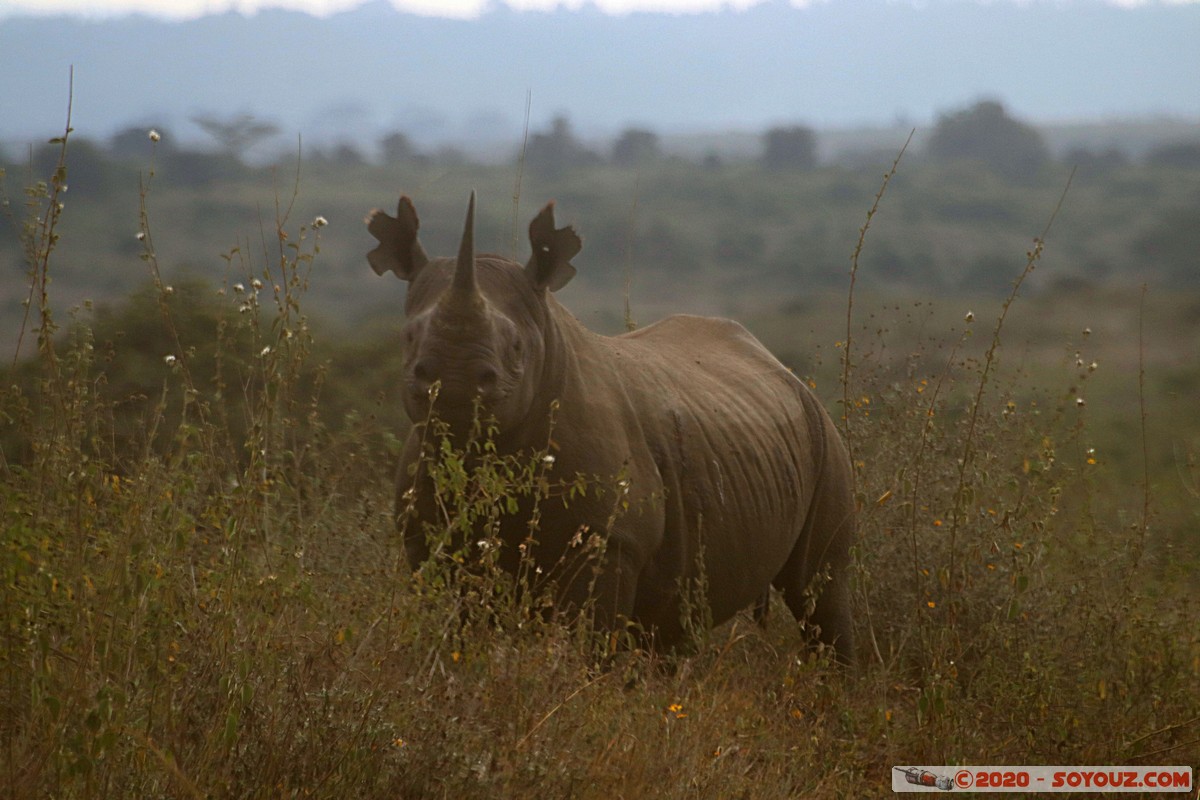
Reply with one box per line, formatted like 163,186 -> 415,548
5,101 -> 1200,192
1,99 -> 1198,342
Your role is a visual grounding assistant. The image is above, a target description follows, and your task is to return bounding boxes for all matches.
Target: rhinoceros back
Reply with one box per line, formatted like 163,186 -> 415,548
608,314 -> 840,627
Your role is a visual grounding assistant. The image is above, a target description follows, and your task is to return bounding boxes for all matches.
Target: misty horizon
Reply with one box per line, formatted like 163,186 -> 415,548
2,0 -> 1198,153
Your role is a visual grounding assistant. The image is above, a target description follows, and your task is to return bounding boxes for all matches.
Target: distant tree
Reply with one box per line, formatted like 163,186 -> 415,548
524,115 -> 599,174
108,125 -> 175,159
432,146 -> 470,166
31,138 -> 115,198
380,131 -> 417,163
192,112 -> 279,161
325,142 -> 365,166
1145,141 -> 1200,170
761,125 -> 817,171
612,127 -> 660,167
159,150 -> 241,188
926,100 -> 1049,181
1063,146 -> 1128,176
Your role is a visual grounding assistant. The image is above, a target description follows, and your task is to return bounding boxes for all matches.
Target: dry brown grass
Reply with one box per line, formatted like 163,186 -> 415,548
2,121 -> 1197,800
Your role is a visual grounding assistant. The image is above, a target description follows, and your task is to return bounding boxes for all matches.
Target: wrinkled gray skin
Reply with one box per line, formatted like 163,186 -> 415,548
367,192 -> 856,662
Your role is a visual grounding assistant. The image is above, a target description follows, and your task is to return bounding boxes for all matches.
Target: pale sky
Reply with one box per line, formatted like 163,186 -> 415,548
0,0 -> 772,19
2,0 -> 1191,20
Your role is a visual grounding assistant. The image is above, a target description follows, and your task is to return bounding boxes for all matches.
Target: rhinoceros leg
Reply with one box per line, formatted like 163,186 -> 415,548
557,539 -> 640,638
774,470 -> 856,664
752,590 -> 771,627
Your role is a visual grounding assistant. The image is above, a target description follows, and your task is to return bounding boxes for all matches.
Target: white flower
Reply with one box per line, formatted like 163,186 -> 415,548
542,454 -> 556,465
251,278 -> 263,290
1088,361 -> 1098,372
260,346 -> 271,357
1076,397 -> 1086,407
136,231 -> 146,241
964,311 -> 974,323
1082,327 -> 1092,336
313,215 -> 328,228
233,282 -> 245,293
163,285 -> 174,295
148,129 -> 161,142
164,354 -> 176,365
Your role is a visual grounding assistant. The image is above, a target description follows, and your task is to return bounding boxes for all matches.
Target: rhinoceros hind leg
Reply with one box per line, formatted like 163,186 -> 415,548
774,491 -> 856,665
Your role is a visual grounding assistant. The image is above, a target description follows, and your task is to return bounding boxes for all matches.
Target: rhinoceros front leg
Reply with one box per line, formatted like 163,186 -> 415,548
558,537 -> 641,643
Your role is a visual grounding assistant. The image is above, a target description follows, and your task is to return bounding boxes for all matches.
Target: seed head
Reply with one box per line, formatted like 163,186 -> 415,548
148,129 -> 161,142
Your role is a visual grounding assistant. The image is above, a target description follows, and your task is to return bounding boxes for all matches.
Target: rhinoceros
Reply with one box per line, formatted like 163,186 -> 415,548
367,191 -> 856,661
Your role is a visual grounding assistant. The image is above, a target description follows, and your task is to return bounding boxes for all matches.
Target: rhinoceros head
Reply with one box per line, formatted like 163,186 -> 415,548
367,192 -> 581,434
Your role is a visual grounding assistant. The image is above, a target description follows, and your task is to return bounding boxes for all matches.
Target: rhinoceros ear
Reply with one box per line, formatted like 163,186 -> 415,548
366,195 -> 429,281
525,201 -> 581,292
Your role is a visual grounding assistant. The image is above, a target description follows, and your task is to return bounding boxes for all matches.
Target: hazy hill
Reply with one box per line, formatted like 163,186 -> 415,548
2,0 -> 1198,153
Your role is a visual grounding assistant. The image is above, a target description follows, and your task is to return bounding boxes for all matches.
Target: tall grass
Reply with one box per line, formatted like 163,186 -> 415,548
1,120 -> 1197,799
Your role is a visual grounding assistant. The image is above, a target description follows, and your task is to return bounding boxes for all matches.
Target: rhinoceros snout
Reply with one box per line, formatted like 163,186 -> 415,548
407,357 -> 503,418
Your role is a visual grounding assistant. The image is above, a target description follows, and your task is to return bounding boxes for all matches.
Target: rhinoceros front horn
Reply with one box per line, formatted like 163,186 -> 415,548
449,190 -> 479,306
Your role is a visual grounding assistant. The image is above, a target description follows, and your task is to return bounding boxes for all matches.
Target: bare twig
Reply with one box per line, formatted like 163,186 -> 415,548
946,168 -> 1075,604
1126,283 -> 1151,588
14,67 -> 74,369
511,89 -> 532,258
622,175 -> 641,332
842,130 -> 913,495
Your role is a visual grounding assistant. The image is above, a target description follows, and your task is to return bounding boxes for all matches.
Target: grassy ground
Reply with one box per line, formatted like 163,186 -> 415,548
2,130 -> 1197,798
